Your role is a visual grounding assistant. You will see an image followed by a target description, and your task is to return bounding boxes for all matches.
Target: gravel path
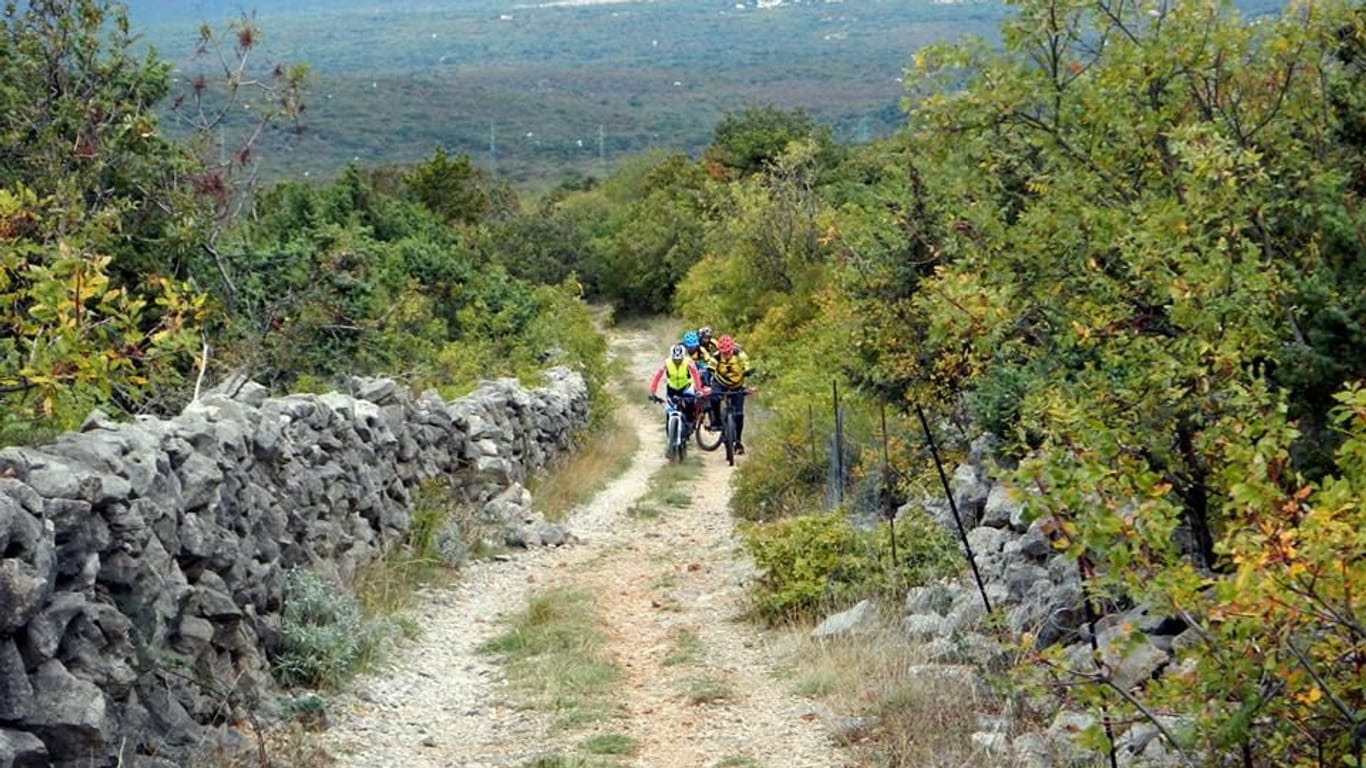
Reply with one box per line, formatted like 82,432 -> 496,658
323,328 -> 853,768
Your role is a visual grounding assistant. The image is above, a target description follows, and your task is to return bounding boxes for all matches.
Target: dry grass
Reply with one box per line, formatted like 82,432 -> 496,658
775,627 -> 1015,768
662,627 -> 705,667
530,406 -> 640,523
626,456 -> 704,520
714,757 -> 765,768
351,479 -> 472,620
579,731 -> 639,756
191,720 -> 335,768
681,674 -> 735,705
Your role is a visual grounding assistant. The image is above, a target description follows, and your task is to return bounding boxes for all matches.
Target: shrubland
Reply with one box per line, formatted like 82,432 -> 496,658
5,0 -> 1364,763
1,1 -> 608,444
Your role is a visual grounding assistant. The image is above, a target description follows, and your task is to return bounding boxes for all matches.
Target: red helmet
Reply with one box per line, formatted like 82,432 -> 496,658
717,335 -> 735,354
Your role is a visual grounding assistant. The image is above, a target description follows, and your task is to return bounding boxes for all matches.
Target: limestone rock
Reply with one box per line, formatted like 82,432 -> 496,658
812,599 -> 881,638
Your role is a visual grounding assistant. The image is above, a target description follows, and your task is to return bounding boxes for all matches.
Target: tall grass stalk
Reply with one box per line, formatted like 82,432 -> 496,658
531,405 -> 639,523
352,479 -> 465,618
779,627 -> 1012,767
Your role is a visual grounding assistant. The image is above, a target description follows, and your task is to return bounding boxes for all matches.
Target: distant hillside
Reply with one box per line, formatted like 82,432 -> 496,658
123,0 -> 1292,191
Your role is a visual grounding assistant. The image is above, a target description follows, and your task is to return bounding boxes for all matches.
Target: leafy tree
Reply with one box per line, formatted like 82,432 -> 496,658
216,165 -> 599,399
0,0 -> 174,259
0,0 -> 208,436
703,104 -> 838,180
882,0 -> 1366,762
217,168 -> 464,387
404,146 -> 493,227
0,185 -> 204,436
477,199 -> 592,287
1275,5 -> 1366,476
582,152 -> 715,313
676,138 -> 833,331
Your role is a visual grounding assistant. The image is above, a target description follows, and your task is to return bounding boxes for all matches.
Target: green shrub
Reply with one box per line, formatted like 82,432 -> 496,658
272,568 -> 393,688
275,692 -> 328,731
964,363 -> 1029,446
730,438 -> 827,522
214,169 -> 612,408
740,510 -> 959,624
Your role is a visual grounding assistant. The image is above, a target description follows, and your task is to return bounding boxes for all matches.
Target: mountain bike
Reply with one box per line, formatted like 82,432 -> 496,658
703,385 -> 754,466
695,388 -> 724,453
650,394 -> 691,463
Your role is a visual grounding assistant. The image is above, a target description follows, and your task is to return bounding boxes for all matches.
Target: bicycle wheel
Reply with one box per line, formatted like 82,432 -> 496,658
695,400 -> 723,451
723,410 -> 737,466
666,412 -> 683,463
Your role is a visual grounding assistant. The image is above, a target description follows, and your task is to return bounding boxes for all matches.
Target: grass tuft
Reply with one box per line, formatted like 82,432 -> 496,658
480,587 -> 621,730
520,755 -> 592,768
580,732 -> 638,756
662,627 -> 704,667
682,675 -> 734,705
715,756 -> 765,768
627,457 -> 705,520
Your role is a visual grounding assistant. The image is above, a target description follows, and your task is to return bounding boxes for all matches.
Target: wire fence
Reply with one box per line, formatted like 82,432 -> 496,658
802,380 -> 994,613
804,381 -> 890,518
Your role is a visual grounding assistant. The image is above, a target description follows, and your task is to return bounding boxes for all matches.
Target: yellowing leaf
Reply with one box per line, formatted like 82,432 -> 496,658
1295,686 -> 1322,706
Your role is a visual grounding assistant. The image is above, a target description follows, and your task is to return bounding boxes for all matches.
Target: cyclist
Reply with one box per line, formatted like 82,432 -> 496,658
682,330 -> 715,377
708,334 -> 752,454
647,344 -> 707,433
683,330 -> 719,428
697,326 -> 720,358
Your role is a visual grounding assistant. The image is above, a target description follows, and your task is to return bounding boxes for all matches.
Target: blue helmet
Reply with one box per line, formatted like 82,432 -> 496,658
682,331 -> 700,349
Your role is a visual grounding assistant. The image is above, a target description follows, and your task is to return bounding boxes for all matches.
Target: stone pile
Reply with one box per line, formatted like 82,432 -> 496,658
906,440 -> 1191,766
0,368 -> 588,767
816,437 -> 1195,767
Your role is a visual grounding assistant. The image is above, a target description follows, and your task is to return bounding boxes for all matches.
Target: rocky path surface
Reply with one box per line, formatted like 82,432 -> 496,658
323,328 -> 853,768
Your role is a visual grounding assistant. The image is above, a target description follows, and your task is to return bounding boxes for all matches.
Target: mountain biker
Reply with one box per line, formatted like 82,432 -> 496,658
683,329 -> 720,427
648,344 -> 706,430
697,326 -> 720,358
708,334 -> 752,454
682,330 -> 715,375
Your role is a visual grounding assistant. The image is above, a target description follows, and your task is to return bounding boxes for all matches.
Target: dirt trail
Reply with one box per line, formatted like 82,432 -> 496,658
323,328 -> 852,768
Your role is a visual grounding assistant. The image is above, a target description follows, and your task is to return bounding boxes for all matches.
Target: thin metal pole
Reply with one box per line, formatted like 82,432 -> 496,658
808,404 -> 817,469
914,402 -> 992,614
833,381 -> 844,505
881,403 -> 898,571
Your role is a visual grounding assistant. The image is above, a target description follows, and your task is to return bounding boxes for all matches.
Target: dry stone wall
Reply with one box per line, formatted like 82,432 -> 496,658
0,368 -> 588,768
815,436 -> 1192,766
895,437 -> 1190,767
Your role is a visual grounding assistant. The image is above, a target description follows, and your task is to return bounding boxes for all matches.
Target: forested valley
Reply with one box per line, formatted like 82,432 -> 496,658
2,0 -> 1364,766
121,0 -> 1286,188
